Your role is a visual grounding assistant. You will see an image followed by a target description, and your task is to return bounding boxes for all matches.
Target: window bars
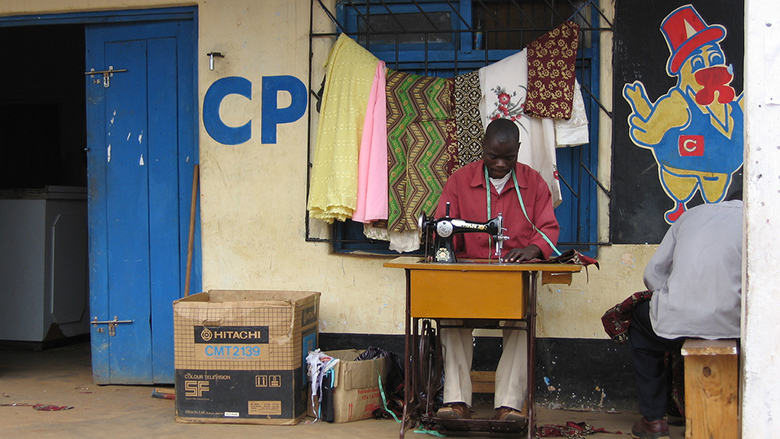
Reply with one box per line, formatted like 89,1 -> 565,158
306,0 -> 612,251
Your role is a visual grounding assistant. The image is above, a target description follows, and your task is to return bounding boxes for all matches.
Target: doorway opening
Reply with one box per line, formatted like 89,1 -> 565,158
0,23 -> 90,349
0,7 -> 200,386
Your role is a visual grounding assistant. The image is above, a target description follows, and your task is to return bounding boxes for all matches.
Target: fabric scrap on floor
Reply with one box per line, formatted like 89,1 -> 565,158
151,388 -> 175,400
535,421 -> 622,438
33,404 -> 74,411
0,402 -> 72,411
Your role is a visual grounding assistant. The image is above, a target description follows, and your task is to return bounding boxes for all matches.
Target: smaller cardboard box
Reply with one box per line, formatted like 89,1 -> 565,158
174,290 -> 319,425
309,349 -> 389,423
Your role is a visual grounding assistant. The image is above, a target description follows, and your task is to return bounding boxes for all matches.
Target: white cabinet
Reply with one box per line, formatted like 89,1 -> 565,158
0,186 -> 89,343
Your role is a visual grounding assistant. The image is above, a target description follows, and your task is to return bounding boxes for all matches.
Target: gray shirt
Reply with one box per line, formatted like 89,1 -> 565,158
645,200 -> 743,339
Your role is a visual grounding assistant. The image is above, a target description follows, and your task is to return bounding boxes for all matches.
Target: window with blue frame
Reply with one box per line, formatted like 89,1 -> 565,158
315,0 -> 605,256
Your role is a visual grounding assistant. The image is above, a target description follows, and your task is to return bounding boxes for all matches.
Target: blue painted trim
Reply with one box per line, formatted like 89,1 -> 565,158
82,9 -> 199,385
0,7 -> 195,27
458,0 -> 474,53
84,25 -> 110,383
203,76 -> 252,145
181,13 -> 202,300
583,2 -> 602,255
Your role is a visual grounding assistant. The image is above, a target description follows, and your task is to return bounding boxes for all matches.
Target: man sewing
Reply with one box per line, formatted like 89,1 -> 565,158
434,118 -> 560,422
628,190 -> 743,439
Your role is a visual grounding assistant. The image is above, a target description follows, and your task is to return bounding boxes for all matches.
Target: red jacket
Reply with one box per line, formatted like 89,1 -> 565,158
435,160 -> 560,259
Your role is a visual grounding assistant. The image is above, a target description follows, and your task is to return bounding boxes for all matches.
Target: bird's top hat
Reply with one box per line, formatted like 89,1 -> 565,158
660,5 -> 726,75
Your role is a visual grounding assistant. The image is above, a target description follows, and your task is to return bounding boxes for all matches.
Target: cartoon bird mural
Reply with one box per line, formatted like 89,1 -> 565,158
623,4 -> 743,223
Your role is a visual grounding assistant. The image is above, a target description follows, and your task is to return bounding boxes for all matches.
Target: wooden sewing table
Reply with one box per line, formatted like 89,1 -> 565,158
384,256 -> 582,439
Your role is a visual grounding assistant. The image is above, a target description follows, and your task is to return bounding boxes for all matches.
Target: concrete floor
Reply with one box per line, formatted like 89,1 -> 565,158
0,342 -> 684,439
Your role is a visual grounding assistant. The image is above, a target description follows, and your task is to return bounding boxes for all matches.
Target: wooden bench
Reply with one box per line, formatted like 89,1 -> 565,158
681,339 -> 739,439
471,371 -> 496,394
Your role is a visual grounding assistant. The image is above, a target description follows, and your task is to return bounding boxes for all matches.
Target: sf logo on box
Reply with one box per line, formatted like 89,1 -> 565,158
185,380 -> 210,397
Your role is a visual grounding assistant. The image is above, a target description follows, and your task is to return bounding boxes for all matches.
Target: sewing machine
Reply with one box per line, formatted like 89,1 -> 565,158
419,202 -> 509,263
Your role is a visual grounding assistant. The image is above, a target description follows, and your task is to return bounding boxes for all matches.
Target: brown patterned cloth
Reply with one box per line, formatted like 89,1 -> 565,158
601,290 -> 653,344
386,70 -> 458,233
453,70 -> 484,166
525,21 -> 580,119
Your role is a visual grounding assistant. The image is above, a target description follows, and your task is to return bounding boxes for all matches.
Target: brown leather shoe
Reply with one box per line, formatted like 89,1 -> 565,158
437,402 -> 471,420
631,417 -> 670,439
493,406 -> 527,424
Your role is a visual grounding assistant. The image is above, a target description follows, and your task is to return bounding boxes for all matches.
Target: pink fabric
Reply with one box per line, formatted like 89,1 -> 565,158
435,160 -> 560,259
353,61 -> 388,223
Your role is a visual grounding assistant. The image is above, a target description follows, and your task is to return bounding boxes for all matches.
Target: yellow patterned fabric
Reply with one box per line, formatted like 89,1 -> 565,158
307,34 -> 379,223
525,21 -> 580,119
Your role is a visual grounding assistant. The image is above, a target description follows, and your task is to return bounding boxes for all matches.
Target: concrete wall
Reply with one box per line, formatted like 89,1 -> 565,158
742,0 -> 780,436
0,0 -> 648,341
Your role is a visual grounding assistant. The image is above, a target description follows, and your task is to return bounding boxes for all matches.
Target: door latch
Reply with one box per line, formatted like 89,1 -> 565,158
92,316 -> 134,336
84,66 -> 127,88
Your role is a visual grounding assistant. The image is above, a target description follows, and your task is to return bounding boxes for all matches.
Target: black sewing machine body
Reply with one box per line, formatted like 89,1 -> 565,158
419,203 -> 508,263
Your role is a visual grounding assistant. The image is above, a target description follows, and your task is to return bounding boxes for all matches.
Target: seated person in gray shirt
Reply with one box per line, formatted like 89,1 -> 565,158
629,190 -> 743,439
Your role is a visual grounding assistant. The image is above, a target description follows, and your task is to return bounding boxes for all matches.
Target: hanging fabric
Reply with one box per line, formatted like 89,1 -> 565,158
364,224 -> 421,253
525,20 -> 581,119
554,79 -> 590,147
478,49 -> 563,207
453,70 -> 484,166
307,34 -> 379,223
353,61 -> 389,223
308,27 -> 589,250
386,70 -> 458,233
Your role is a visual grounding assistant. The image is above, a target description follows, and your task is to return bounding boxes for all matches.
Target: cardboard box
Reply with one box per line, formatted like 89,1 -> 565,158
309,349 -> 389,423
173,290 -> 319,425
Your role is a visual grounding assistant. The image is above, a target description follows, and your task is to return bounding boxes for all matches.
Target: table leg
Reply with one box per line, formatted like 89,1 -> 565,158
401,268 -> 412,439
527,272 -> 537,439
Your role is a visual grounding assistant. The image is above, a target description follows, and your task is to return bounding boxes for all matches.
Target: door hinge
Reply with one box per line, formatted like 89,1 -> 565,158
92,316 -> 134,336
84,66 -> 127,88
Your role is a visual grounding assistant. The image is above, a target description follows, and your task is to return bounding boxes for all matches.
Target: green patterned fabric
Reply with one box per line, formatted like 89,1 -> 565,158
386,71 -> 458,232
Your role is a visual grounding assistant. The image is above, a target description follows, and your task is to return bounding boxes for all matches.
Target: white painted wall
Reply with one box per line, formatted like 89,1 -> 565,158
742,1 -> 780,436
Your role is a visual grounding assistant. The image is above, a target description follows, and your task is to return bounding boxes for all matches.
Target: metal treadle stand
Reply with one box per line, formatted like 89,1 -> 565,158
383,257 -> 582,439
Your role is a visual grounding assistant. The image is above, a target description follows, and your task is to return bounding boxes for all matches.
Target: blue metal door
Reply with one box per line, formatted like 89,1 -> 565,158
86,19 -> 199,384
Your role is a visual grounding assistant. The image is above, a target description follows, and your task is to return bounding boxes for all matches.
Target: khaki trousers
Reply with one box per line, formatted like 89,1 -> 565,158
440,321 -> 527,410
